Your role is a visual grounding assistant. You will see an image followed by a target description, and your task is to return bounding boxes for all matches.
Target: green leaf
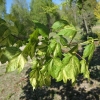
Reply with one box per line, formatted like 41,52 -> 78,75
38,71 -> 51,87
62,69 -> 68,83
30,68 -> 51,89
23,29 -> 39,58
23,42 -> 36,58
60,36 -> 68,46
38,73 -> 45,87
43,74 -> 51,86
53,43 -> 62,57
48,59 -> 53,75
40,65 -> 47,73
52,58 -> 62,78
30,78 -> 37,90
29,29 -> 39,43
3,47 -> 21,61
52,20 -> 68,30
56,71 -> 63,82
30,69 -> 39,90
80,60 -> 90,79
83,43 -> 95,61
58,25 -> 77,39
47,39 -> 56,54
6,53 -> 26,73
0,47 -> 21,64
62,55 -> 80,83
69,45 -> 78,53
0,24 -> 8,36
34,21 -> 49,38
62,53 -> 72,65
48,58 -> 62,78
31,58 -> 38,69
37,50 -> 46,56
0,29 -> 12,46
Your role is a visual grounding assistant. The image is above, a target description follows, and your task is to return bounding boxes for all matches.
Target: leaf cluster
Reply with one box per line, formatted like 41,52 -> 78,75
0,0 -> 99,90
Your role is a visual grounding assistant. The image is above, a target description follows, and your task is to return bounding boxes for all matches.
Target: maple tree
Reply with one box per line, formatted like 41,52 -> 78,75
0,0 -> 99,90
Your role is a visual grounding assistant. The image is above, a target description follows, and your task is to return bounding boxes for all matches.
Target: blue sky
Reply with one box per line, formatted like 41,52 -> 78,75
6,0 -> 62,13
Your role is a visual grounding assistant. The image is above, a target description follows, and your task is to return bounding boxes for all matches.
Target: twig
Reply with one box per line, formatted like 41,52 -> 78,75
75,52 -> 84,60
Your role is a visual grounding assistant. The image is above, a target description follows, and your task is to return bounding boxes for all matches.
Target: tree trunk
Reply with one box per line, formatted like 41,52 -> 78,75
82,15 -> 88,35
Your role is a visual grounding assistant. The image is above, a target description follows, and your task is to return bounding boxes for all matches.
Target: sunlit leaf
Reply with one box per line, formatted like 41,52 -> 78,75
62,55 -> 80,83
58,25 -> 77,39
56,71 -> 63,82
6,53 -> 26,73
80,60 -> 90,79
52,19 -> 68,30
62,53 -> 72,65
52,58 -> 62,78
48,59 -> 53,74
62,69 -> 68,83
31,58 -> 38,69
83,43 -> 95,61
53,43 -> 62,57
40,65 -> 47,73
30,69 -> 39,90
47,39 -> 56,54
48,58 -> 62,78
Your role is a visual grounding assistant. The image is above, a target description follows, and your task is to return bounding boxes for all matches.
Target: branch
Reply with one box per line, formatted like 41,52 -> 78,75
74,52 -> 85,61
0,34 -> 28,48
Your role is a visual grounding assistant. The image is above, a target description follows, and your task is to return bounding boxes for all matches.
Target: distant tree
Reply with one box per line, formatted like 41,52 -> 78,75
0,0 -> 6,18
79,0 -> 97,35
30,0 -> 59,28
59,2 -> 78,26
10,0 -> 33,36
94,2 -> 100,20
11,0 -> 29,23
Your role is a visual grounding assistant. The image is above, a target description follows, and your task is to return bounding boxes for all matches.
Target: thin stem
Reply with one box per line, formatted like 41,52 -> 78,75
75,52 -> 85,60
